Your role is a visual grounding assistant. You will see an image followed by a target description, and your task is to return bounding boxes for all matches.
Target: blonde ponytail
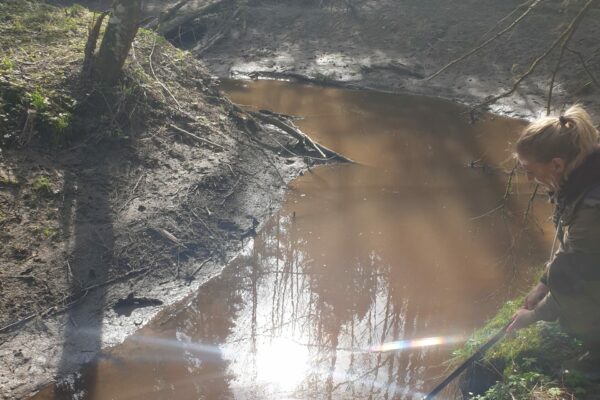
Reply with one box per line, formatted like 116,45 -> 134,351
516,104 -> 599,177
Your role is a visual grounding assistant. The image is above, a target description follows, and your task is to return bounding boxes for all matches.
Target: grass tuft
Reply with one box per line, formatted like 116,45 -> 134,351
453,290 -> 599,399
32,175 -> 52,193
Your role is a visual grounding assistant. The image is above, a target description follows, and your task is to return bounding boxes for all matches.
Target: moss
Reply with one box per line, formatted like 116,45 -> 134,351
32,175 -> 52,193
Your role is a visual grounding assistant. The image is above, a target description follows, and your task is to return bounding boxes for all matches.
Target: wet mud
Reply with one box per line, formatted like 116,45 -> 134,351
29,80 -> 555,399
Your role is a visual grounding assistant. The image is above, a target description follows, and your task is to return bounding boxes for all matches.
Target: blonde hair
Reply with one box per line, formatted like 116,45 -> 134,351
516,104 -> 599,176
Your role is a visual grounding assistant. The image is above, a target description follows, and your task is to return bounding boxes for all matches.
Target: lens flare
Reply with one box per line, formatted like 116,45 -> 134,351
369,335 -> 465,353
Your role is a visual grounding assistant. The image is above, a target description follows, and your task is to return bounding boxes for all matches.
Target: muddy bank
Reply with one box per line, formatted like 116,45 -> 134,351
156,0 -> 600,120
0,2 -> 338,398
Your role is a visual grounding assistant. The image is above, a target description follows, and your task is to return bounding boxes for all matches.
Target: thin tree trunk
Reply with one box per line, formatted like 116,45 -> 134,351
94,0 -> 142,86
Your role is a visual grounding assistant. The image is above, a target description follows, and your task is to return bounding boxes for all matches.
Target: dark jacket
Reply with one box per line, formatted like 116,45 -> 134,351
533,150 -> 600,339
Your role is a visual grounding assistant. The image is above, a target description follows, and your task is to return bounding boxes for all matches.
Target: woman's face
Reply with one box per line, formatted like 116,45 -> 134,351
517,154 -> 566,190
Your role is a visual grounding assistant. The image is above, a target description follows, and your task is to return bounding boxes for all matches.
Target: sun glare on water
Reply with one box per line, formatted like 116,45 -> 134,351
255,337 -> 310,391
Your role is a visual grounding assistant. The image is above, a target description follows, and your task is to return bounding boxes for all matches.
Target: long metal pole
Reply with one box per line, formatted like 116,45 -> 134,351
424,322 -> 510,400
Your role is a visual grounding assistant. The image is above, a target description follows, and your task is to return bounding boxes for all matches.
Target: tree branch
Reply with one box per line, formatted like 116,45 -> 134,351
472,0 -> 597,112
565,46 -> 600,90
425,0 -> 542,81
546,2 -> 590,115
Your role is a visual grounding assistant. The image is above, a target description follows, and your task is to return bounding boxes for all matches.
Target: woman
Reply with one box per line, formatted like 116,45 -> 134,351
508,104 -> 600,373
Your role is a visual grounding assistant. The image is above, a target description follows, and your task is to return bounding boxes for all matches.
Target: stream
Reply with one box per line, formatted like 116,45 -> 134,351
31,79 -> 554,400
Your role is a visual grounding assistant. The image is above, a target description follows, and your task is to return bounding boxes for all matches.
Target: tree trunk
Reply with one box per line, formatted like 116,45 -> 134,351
94,0 -> 142,86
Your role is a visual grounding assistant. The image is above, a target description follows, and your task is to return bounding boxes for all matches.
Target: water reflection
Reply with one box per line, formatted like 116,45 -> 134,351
31,81 -> 554,400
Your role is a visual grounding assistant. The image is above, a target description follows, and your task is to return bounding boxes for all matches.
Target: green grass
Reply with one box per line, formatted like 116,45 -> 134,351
29,88 -> 48,111
0,56 -> 13,72
32,176 -> 52,193
453,293 -> 597,399
41,226 -> 58,238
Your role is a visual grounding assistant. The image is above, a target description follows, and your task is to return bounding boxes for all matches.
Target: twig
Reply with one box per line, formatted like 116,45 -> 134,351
546,3 -> 589,115
523,183 -> 539,222
426,0 -> 542,81
0,268 -> 149,334
470,204 -> 504,221
250,111 -> 354,163
480,0 -> 534,41
472,0 -> 597,112
220,176 -> 242,205
503,162 -> 518,202
249,111 -> 327,157
149,32 -> 182,109
192,7 -> 241,56
187,257 -> 212,281
190,208 -> 216,237
168,123 -> 225,150
146,0 -> 191,29
156,227 -> 187,248
118,173 -> 145,213
471,162 -> 518,220
565,46 -> 600,89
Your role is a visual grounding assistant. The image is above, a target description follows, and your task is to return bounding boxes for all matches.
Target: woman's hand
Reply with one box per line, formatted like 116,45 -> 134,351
507,308 -> 537,333
523,282 -> 549,310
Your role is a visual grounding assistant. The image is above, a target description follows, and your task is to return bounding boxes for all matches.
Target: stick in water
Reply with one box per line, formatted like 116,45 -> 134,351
424,322 -> 510,399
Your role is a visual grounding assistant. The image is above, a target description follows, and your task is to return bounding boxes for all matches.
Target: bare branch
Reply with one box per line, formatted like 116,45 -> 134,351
546,3 -> 590,115
425,0 -> 542,81
565,46 -> 600,89
472,0 -> 597,112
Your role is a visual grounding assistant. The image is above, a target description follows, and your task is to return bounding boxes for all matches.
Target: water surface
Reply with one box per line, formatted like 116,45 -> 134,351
31,80 -> 554,399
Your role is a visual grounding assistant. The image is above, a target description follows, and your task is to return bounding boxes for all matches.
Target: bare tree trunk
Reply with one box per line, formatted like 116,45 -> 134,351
94,0 -> 142,86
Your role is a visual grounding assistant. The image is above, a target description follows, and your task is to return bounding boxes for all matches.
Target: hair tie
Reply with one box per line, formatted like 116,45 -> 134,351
559,116 -> 568,126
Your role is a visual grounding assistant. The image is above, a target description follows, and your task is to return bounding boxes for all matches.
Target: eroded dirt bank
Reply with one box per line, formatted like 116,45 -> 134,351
158,0 -> 600,120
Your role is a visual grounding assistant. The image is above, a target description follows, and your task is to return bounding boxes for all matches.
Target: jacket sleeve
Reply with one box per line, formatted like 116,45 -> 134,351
562,198 -> 600,254
532,292 -> 560,322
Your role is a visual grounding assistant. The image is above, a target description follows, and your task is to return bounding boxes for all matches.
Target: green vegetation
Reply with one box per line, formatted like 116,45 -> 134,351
0,0 -> 202,147
29,88 -> 49,111
453,294 -> 599,399
41,226 -> 58,239
32,175 -> 52,193
0,0 -> 87,145
1,56 -> 13,72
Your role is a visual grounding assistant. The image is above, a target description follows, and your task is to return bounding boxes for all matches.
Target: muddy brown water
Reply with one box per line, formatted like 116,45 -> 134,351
31,80 -> 555,399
